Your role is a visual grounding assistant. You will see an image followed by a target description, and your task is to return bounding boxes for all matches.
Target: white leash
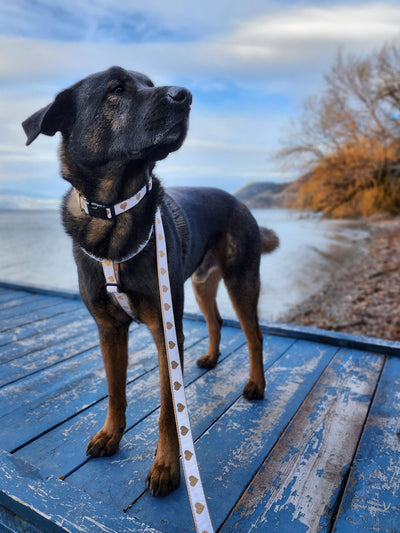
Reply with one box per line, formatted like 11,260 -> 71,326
155,208 -> 214,533
80,200 -> 214,532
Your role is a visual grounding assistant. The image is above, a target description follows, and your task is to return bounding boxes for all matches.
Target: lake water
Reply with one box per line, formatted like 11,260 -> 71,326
0,208 -> 368,321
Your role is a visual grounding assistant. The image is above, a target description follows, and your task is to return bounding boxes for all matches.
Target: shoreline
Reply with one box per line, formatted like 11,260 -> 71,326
282,217 -> 400,341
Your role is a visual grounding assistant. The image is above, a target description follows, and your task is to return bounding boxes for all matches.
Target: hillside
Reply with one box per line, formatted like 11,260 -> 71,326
234,181 -> 297,208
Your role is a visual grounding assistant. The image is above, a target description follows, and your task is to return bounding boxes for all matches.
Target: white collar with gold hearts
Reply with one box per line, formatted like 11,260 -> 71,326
74,177 -> 152,220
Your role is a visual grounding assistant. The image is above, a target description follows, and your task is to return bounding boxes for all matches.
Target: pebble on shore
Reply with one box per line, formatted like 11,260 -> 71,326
283,217 -> 400,341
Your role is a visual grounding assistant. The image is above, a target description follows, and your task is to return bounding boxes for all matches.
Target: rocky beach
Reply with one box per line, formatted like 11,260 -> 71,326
283,217 -> 400,341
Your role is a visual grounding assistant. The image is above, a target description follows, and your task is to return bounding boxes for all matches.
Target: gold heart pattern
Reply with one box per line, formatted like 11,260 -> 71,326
136,193 -> 141,200
189,476 -> 198,487
184,450 -> 193,461
101,208 -> 211,532
155,206 -> 212,532
195,503 -> 204,515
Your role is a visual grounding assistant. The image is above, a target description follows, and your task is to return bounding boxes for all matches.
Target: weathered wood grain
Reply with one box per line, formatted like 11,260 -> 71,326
259,321 -> 400,358
127,339 -> 337,532
63,334 -> 294,514
0,304 -> 86,349
0,290 -> 38,307
0,295 -> 64,321
2,285 -> 400,533
2,320 -> 209,451
0,298 -> 82,334
0,312 -> 96,364
0,449 -> 162,533
333,355 -> 400,532
0,323 -> 100,387
15,327 -> 250,477
221,348 -> 383,532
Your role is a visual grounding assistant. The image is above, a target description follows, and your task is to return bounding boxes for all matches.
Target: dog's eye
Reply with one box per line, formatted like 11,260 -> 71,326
112,85 -> 124,94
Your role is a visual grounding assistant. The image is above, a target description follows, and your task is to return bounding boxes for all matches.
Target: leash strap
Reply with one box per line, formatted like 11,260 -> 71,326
83,203 -> 214,532
155,207 -> 214,533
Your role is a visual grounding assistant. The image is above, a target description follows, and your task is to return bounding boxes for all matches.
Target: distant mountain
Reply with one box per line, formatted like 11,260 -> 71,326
235,181 -> 296,208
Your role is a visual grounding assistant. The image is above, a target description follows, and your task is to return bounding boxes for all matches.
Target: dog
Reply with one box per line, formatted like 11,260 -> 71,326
22,66 -> 279,497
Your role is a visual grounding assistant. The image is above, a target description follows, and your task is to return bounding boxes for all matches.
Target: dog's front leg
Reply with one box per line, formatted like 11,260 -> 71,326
87,324 -> 129,457
145,318 -> 183,497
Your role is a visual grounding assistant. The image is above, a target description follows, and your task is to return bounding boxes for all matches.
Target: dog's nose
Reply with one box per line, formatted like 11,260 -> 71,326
167,87 -> 192,105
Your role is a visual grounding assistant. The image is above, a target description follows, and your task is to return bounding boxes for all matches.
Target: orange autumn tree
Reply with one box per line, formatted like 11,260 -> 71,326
280,43 -> 400,217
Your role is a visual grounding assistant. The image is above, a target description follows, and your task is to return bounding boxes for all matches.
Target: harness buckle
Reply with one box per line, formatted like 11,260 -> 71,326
105,282 -> 121,293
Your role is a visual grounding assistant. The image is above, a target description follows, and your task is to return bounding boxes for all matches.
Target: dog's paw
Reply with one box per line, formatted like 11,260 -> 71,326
196,352 -> 220,369
243,380 -> 265,401
86,429 -> 122,457
146,458 -> 180,497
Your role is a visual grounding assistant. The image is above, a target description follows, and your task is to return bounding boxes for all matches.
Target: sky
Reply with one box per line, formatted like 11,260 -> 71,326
1,0 -> 400,208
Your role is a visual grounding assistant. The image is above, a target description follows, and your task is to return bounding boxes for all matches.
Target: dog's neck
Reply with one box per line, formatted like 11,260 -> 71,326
61,151 -> 163,261
60,144 -> 155,205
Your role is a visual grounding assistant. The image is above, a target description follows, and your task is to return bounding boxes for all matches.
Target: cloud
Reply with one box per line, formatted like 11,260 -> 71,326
229,4 -> 400,49
3,3 -> 400,93
2,1 -> 400,200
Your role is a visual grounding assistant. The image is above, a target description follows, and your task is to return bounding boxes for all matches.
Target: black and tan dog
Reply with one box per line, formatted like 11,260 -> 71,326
22,66 -> 278,497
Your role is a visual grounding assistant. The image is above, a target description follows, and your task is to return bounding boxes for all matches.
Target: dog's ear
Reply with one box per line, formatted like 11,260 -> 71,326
22,89 -> 74,146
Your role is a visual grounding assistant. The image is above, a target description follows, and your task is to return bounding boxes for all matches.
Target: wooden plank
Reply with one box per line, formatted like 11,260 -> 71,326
0,299 -> 83,334
0,328 -> 157,451
0,312 -> 96,364
63,338 -> 331,531
259,321 -> 400,358
0,289 -> 19,302
55,334 -> 293,512
333,355 -> 400,532
0,295 -> 64,321
15,327 -> 250,476
0,304 -> 88,348
0,291 -> 48,310
1,321 -> 209,451
0,450 -> 162,533
0,503 -> 43,533
221,348 -> 384,532
0,282 -> 80,301
124,339 -> 337,532
0,321 -> 100,387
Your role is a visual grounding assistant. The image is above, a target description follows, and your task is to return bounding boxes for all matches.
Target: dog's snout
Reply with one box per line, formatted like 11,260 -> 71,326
167,87 -> 192,105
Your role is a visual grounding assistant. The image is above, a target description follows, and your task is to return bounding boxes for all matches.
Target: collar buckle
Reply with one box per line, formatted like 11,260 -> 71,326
87,201 -> 115,219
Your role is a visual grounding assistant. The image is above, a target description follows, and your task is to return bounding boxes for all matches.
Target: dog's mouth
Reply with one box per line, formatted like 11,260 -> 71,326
151,120 -> 187,147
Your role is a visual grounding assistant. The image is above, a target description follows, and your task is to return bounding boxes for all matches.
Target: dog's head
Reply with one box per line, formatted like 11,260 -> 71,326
22,66 -> 192,166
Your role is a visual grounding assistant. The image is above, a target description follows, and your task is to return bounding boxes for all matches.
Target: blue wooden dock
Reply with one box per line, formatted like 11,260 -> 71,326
1,282 -> 400,532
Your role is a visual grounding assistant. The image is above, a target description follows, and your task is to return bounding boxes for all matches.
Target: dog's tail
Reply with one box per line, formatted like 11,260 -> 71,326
259,227 -> 279,254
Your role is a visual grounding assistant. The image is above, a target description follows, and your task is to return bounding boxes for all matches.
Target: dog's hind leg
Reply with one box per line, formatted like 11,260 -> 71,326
87,324 -> 129,457
223,265 -> 265,401
191,250 -> 223,369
